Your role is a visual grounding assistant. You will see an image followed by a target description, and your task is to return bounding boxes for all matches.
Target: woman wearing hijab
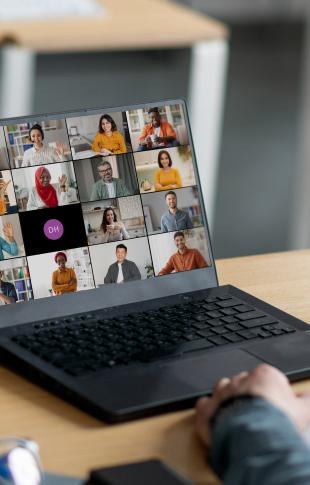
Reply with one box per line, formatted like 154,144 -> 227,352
27,166 -> 78,211
52,251 -> 77,295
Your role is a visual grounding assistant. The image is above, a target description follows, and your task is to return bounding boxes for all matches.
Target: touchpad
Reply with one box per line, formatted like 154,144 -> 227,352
244,332 -> 310,376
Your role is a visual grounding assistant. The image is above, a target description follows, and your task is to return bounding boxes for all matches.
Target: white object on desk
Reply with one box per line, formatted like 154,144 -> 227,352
73,150 -> 98,160
0,0 -> 104,21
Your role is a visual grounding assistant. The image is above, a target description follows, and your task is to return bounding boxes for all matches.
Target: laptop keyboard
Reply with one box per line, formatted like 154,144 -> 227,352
9,294 -> 295,377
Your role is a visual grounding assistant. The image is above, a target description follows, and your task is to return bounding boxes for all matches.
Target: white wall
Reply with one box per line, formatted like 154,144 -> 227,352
66,112 -> 124,139
0,213 -> 25,258
89,237 -> 153,285
149,227 -> 211,275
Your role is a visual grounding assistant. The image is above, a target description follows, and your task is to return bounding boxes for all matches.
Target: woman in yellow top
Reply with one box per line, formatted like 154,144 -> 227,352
92,114 -> 127,156
52,252 -> 77,295
154,150 -> 182,191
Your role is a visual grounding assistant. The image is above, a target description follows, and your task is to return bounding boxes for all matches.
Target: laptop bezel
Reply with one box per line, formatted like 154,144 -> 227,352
0,98 -> 218,326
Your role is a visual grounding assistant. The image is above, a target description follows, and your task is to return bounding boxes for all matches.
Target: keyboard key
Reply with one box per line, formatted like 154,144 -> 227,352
197,329 -> 214,338
224,333 -> 244,343
237,330 -> 257,340
220,308 -> 238,316
281,326 -> 296,333
193,314 -> 209,322
269,328 -> 285,336
234,305 -> 253,313
207,319 -> 223,327
192,322 -> 210,330
236,311 -> 265,321
206,311 -> 222,319
240,316 -> 278,329
202,303 -> 218,311
207,336 -> 229,346
211,327 -> 228,335
224,323 -> 244,332
255,330 -> 272,338
221,316 -> 238,324
217,298 -> 241,308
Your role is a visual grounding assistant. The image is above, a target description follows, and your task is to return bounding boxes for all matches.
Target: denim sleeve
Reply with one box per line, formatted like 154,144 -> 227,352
211,397 -> 310,485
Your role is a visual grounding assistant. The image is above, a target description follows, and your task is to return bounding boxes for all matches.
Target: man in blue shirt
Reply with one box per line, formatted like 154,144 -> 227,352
0,222 -> 18,260
0,270 -> 17,304
160,191 -> 193,232
195,364 -> 310,485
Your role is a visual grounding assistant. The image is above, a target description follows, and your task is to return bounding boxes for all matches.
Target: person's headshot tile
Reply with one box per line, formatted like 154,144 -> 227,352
66,111 -> 132,160
74,154 -> 139,203
126,104 -> 189,152
4,119 -> 71,169
134,146 -> 196,194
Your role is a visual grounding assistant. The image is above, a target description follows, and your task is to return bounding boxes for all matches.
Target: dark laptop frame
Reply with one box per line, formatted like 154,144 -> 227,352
0,99 -> 218,327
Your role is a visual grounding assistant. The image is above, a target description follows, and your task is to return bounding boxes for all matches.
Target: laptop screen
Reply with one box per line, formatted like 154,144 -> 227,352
0,101 -> 215,311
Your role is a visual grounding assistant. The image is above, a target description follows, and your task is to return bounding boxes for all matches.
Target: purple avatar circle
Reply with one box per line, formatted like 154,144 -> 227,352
43,219 -> 64,240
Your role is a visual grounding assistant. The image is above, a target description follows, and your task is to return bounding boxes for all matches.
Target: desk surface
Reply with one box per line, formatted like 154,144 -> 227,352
1,249 -> 310,484
0,0 -> 228,53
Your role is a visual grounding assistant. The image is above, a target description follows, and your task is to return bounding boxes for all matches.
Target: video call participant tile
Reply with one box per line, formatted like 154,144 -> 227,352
19,204 -> 87,256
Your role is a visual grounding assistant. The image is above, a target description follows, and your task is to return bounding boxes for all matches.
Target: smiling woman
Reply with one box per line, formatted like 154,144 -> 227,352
92,114 -> 127,156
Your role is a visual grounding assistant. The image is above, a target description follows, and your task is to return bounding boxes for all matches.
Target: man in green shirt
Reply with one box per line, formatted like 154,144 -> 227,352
90,160 -> 130,201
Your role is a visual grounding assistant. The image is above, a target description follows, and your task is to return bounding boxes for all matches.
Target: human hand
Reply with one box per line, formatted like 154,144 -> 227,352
0,179 -> 11,194
100,148 -> 112,156
3,222 -> 14,241
58,174 -> 68,191
55,142 -> 65,156
106,224 -> 115,232
154,183 -> 162,190
195,364 -> 310,447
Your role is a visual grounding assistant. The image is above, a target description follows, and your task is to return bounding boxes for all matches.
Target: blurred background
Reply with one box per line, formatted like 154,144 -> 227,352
0,0 -> 309,259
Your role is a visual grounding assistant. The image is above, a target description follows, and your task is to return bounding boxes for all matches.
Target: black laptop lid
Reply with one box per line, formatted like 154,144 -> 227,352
0,99 -> 218,326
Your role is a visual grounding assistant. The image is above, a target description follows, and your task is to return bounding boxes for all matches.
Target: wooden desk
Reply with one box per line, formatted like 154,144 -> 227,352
0,0 -> 228,228
3,249 -> 310,484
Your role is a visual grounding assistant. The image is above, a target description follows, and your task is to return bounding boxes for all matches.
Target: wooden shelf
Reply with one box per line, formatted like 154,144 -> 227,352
0,0 -> 228,53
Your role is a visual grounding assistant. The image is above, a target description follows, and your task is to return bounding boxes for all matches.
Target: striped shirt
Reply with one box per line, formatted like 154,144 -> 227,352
22,144 -> 66,167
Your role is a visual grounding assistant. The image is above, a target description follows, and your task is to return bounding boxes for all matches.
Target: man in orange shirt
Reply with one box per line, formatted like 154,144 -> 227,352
158,231 -> 208,275
138,107 -> 179,151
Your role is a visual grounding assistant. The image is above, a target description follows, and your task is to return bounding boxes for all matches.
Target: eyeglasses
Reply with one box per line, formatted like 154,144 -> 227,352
98,167 -> 112,174
0,438 -> 43,484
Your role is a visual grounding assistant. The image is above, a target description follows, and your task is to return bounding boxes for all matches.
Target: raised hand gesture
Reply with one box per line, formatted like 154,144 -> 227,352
3,222 -> 14,242
58,174 -> 68,192
55,142 -> 65,156
0,180 -> 10,199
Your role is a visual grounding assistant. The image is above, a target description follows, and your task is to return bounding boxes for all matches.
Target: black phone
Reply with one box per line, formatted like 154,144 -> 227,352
85,459 -> 193,485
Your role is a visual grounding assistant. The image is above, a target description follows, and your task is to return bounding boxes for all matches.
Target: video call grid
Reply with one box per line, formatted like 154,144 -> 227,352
0,105 -> 210,302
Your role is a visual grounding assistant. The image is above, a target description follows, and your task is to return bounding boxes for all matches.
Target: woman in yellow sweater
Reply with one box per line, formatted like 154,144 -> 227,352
52,252 -> 77,296
92,114 -> 127,156
154,150 -> 182,191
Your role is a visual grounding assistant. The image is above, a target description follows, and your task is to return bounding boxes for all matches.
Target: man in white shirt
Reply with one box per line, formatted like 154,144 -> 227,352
90,160 -> 130,201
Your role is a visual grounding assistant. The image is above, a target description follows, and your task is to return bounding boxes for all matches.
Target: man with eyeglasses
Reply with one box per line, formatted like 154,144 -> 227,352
90,160 -> 130,201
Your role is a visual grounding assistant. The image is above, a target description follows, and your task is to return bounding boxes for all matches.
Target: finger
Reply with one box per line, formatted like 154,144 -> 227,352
214,372 -> 250,403
195,397 -> 212,446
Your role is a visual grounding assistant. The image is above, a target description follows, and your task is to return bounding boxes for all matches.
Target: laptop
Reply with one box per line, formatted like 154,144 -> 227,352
0,99 -> 309,423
